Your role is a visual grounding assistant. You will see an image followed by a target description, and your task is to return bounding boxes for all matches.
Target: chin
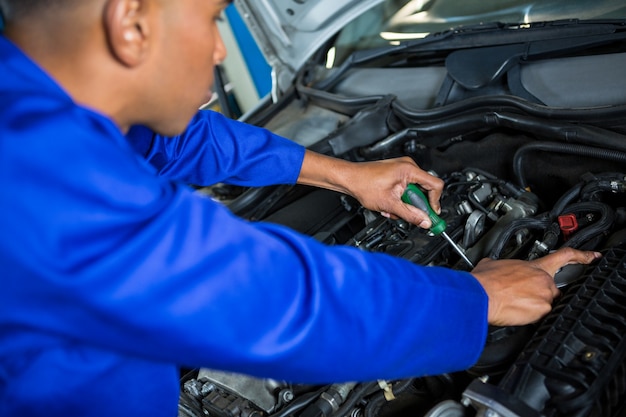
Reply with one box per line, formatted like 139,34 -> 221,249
149,112 -> 197,137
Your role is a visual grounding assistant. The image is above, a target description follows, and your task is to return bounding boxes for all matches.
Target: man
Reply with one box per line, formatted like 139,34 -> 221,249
0,0 -> 600,416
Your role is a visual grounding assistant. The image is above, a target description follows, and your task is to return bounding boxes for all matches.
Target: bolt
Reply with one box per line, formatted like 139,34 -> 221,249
201,382 -> 216,396
281,390 -> 294,403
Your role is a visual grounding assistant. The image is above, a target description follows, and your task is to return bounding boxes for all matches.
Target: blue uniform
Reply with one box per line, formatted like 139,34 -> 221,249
0,35 -> 488,416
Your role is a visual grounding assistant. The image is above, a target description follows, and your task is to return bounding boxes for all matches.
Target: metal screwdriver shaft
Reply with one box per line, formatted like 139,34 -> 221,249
402,184 -> 475,268
439,230 -> 475,268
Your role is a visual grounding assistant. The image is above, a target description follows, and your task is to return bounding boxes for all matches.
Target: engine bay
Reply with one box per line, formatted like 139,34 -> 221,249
183,167 -> 626,417
183,128 -> 626,417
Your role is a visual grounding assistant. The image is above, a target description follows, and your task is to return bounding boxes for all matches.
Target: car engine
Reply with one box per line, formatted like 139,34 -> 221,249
180,20 -> 626,417
181,169 -> 626,417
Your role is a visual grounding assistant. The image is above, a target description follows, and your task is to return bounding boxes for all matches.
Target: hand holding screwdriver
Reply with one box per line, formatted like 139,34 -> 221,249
402,184 -> 474,268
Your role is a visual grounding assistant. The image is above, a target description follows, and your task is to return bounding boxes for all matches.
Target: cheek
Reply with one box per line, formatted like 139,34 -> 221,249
160,16 -> 217,85
185,31 -> 217,71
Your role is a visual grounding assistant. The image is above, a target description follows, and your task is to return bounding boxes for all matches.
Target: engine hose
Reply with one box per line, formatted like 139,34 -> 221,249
489,216 -> 553,259
268,387 -> 329,417
550,174 -> 622,215
363,393 -> 387,417
550,182 -> 584,218
484,112 -> 626,151
358,128 -> 417,159
329,382 -> 380,417
513,142 -> 626,189
363,379 -> 416,417
560,201 -> 615,249
580,175 -> 626,201
295,83 -> 387,117
360,110 -> 626,159
228,186 -> 281,217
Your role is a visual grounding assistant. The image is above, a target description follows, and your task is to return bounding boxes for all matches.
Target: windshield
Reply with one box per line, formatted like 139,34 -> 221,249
327,0 -> 626,67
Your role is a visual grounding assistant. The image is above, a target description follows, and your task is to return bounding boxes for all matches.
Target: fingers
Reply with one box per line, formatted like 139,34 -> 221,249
393,158 -> 444,227
401,159 -> 444,214
395,202 -> 431,228
415,177 -> 444,215
357,157 -> 443,229
530,247 -> 602,277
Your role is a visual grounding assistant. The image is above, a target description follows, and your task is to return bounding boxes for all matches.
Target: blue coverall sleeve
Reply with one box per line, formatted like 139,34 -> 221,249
2,107 -> 488,384
125,110 -> 306,187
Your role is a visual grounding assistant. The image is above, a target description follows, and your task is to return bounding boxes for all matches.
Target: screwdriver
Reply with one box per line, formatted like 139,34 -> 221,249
402,184 -> 475,268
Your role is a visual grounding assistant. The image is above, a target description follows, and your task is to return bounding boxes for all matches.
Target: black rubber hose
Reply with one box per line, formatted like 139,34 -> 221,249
296,83 -> 387,117
363,379 -> 416,417
551,174 -> 626,218
550,183 -> 584,219
227,185 -> 293,219
484,112 -> 626,151
580,174 -> 626,202
513,142 -> 626,189
489,216 -> 553,259
269,386 -> 329,417
330,382 -> 379,417
359,128 -> 417,158
363,393 -> 386,417
359,111 -> 626,159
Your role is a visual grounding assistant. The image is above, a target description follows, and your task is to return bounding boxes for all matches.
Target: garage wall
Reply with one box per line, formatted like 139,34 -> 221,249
217,5 -> 272,114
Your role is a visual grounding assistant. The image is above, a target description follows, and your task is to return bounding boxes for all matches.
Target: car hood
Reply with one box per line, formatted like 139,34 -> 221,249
234,0 -> 626,99
234,0 -> 385,96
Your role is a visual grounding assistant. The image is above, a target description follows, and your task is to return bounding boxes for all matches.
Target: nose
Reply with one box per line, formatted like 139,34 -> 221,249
214,25 -> 227,65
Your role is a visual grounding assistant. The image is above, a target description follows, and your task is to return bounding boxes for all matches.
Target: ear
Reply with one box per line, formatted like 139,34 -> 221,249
104,0 -> 150,67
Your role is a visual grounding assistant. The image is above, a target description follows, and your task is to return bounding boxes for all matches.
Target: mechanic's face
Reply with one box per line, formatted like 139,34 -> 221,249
149,0 -> 228,135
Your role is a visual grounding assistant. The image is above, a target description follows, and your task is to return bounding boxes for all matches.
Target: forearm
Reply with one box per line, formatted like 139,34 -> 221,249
297,150 -> 356,195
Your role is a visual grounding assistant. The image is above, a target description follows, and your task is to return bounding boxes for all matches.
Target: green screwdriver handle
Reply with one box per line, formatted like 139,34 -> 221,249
401,184 -> 447,235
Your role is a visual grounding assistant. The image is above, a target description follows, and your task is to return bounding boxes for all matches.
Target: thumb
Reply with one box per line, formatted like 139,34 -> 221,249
530,248 -> 601,277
